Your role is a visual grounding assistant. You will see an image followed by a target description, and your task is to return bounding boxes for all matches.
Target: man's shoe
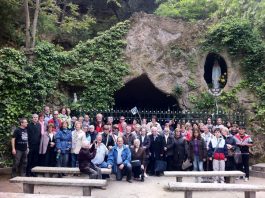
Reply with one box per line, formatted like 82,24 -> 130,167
127,179 -> 132,183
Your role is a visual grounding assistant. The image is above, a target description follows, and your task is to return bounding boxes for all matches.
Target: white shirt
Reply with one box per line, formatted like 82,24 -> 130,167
92,143 -> 108,165
116,146 -> 124,164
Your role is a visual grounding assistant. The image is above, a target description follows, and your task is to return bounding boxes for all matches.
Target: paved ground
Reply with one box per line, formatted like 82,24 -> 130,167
1,174 -> 265,198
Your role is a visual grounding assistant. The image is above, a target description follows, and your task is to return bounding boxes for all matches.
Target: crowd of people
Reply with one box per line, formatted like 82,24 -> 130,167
11,106 -> 253,183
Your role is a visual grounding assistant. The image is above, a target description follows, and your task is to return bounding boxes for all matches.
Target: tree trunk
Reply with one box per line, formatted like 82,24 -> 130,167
24,0 -> 31,49
31,0 -> 41,48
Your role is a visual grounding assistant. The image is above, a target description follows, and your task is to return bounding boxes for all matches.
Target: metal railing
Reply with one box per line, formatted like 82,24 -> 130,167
75,108 -> 246,125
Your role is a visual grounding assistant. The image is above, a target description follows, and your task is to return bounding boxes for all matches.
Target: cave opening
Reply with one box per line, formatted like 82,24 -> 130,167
114,74 -> 179,110
204,53 -> 228,93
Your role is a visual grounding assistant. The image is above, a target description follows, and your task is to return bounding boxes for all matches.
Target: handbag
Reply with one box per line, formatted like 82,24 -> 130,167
155,160 -> 167,172
234,151 -> 242,164
131,160 -> 141,167
182,159 -> 192,170
227,148 -> 235,157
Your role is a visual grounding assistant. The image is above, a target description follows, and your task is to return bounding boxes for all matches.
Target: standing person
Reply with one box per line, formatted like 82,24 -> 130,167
78,141 -> 102,179
70,116 -> 77,131
71,121 -> 86,167
205,117 -> 213,134
234,126 -> 253,181
94,113 -> 104,133
55,121 -> 72,169
131,139 -> 145,181
48,111 -> 62,133
222,127 -> 236,171
146,115 -> 162,134
27,114 -> 41,176
208,128 -> 228,183
44,106 -> 53,125
139,127 -> 150,177
106,116 -> 114,132
88,125 -> 97,143
148,127 -> 164,176
123,125 -> 136,148
82,114 -> 90,128
102,125 -> 115,150
58,107 -> 68,122
39,113 -> 45,136
39,124 -> 56,167
11,118 -> 28,178
188,129 -> 207,183
107,137 -> 132,183
173,128 -> 188,171
201,125 -> 214,172
213,117 -> 224,131
118,116 -> 126,132
184,122 -> 192,142
83,126 -> 91,144
162,127 -> 174,171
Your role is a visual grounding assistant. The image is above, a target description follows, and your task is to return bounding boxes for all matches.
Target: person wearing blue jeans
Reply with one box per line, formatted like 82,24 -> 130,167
188,128 -> 207,183
55,121 -> 72,176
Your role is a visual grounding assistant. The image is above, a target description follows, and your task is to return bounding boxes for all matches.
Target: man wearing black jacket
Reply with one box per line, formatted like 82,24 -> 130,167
162,127 -> 174,171
148,126 -> 164,176
26,114 -> 41,176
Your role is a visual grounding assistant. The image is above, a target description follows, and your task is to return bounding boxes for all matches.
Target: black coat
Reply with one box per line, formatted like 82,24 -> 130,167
149,134 -> 164,160
173,136 -> 188,163
78,144 -> 96,173
139,135 -> 150,156
27,122 -> 41,148
102,133 -> 115,148
162,134 -> 174,157
188,138 -> 207,161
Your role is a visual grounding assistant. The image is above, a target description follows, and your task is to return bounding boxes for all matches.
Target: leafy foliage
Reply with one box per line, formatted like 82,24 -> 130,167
155,0 -> 219,20
0,42 -> 67,166
61,21 -> 130,110
202,18 -> 265,126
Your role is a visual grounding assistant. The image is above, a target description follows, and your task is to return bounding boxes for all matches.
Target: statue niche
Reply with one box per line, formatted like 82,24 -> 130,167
204,53 -> 227,95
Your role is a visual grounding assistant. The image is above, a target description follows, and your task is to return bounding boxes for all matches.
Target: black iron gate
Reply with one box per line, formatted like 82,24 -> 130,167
77,108 -> 246,125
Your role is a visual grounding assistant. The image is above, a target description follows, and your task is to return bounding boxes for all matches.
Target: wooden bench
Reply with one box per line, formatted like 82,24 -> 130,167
10,177 -> 107,196
0,192 -> 92,198
164,171 -> 245,183
31,166 -> 111,177
167,182 -> 265,198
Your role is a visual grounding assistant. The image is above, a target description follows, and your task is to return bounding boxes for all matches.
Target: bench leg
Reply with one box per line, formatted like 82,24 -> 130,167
245,191 -> 256,198
176,177 -> 182,182
184,191 -> 192,198
23,184 -> 34,194
229,177 -> 235,183
83,187 -> 91,196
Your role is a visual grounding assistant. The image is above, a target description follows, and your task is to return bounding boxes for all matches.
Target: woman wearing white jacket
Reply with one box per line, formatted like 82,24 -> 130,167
71,121 -> 86,167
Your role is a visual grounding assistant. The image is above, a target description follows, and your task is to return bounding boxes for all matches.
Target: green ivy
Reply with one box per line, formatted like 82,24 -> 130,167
61,20 -> 130,110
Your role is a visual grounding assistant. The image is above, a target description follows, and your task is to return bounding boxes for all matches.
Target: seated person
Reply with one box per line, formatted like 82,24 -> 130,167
78,141 -> 101,179
91,134 -> 109,168
107,137 -> 132,183
131,139 -> 145,181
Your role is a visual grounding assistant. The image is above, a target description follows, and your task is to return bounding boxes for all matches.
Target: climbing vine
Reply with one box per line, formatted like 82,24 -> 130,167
201,17 -> 265,126
61,20 -> 130,110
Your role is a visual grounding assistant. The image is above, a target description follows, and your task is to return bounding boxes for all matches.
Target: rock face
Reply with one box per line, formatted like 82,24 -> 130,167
124,13 -> 256,111
123,13 -> 264,162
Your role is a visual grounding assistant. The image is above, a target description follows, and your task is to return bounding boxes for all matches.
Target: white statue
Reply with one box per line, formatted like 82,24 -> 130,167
212,60 -> 221,89
73,92 -> 77,103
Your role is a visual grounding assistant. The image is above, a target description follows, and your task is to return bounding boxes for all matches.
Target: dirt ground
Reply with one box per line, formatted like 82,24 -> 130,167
1,174 -> 265,198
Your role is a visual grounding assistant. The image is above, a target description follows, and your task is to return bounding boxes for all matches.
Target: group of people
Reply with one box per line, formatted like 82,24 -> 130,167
11,106 -> 253,183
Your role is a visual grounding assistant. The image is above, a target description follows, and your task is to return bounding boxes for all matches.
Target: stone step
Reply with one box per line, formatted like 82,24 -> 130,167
252,163 -> 265,172
250,170 -> 265,178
